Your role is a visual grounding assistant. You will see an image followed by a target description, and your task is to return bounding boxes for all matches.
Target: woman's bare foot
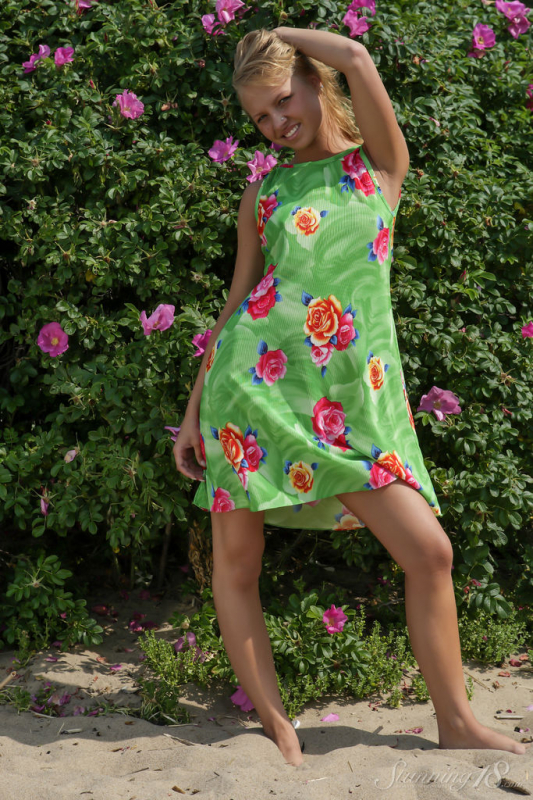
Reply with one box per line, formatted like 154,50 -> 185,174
263,720 -> 304,766
439,721 -> 531,755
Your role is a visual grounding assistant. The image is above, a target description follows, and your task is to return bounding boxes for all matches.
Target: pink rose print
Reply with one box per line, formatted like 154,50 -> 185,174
242,431 -> 266,472
367,217 -> 391,265
257,191 -> 281,248
335,312 -> 357,350
339,148 -> 376,197
368,462 -> 398,488
310,343 -> 335,368
250,340 -> 288,386
311,397 -> 352,450
234,264 -> 282,321
211,487 -> 236,512
250,262 -> 278,300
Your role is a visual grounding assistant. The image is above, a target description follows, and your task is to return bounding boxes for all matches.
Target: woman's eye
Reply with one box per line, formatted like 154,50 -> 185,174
258,95 -> 291,123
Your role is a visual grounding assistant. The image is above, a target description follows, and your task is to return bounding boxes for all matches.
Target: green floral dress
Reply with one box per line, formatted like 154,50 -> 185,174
192,144 -> 442,530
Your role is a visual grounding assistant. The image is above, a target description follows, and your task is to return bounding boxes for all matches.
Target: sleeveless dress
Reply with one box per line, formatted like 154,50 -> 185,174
192,144 -> 442,530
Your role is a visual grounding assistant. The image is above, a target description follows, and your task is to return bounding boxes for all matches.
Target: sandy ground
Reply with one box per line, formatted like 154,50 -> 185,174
0,587 -> 532,799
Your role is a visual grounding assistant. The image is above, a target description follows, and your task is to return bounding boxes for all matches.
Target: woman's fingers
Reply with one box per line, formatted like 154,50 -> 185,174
174,443 -> 205,481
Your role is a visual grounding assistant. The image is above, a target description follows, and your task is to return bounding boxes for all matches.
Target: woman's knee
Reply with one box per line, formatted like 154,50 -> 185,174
404,534 -> 454,576
210,507 -> 265,587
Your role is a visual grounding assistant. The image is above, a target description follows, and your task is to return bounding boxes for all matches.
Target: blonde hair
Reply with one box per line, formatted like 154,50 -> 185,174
232,28 -> 364,149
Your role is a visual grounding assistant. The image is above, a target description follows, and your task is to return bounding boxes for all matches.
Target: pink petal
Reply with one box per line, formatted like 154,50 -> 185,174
320,713 -> 339,722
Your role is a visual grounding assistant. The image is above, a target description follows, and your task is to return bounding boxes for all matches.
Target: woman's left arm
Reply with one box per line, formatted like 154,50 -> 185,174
272,27 -> 358,74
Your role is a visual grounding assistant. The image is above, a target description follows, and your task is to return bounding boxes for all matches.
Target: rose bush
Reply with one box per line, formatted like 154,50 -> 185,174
0,0 -> 532,653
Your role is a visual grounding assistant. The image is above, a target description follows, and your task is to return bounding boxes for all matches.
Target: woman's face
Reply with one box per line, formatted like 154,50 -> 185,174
240,73 -> 324,150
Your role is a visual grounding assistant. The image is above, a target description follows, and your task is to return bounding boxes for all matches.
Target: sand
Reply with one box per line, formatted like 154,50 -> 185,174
1,588 -> 532,799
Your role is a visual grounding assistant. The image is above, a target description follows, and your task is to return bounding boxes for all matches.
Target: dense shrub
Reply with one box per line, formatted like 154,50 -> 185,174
0,0 -> 532,651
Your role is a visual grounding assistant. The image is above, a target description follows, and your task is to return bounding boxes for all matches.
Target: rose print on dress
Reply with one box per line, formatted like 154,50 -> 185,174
367,351 -> 390,390
284,459 -> 318,495
367,216 -> 391,265
234,263 -> 282,320
333,505 -> 366,530
339,148 -> 376,197
210,422 -> 268,500
192,144 -> 444,529
205,339 -> 221,374
302,292 -> 359,377
257,190 -> 281,248
210,486 -> 236,512
249,340 -> 288,386
311,397 -> 352,450
290,204 -> 329,237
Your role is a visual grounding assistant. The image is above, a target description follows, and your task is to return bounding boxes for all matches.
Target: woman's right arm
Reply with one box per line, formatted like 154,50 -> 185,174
174,178 -> 266,480
185,178 -> 266,418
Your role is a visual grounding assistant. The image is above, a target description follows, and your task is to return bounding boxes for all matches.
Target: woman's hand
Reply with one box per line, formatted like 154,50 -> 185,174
173,412 -> 206,482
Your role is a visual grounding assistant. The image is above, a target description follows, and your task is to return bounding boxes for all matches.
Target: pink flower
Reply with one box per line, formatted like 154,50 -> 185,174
174,632 -> 206,662
230,685 -> 254,711
312,397 -> 349,447
64,449 -> 78,463
254,348 -> 288,386
40,497 -> 49,516
342,7 -> 372,38
140,303 -> 175,335
109,664 -> 122,672
216,0 -> 245,25
242,433 -> 265,472
495,0 -> 531,39
54,47 -> 75,67
211,487 -> 236,512
321,712 -> 340,722
73,705 -> 85,715
471,23 -> 496,51
164,425 -> 181,442
208,135 -> 239,163
323,604 -> 348,634
467,23 -> 498,57
201,13 -> 226,35
368,462 -> 398,488
310,342 -> 335,367
192,329 -> 213,356
246,151 -> 278,183
521,321 -> 533,337
250,263 -> 276,300
37,321 -> 69,356
76,0 -> 96,13
22,44 -> 51,73
112,90 -> 144,120
175,632 -> 197,652
417,386 -> 461,421
348,0 -> 376,12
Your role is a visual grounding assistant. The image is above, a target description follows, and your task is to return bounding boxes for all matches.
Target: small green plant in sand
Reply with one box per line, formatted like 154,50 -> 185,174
134,582 -> 514,719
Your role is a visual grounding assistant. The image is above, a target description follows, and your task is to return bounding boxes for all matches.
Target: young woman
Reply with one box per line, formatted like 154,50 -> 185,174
174,27 -> 530,766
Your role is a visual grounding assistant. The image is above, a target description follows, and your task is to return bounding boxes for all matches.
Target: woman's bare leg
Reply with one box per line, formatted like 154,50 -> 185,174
210,506 -> 303,765
337,480 -> 530,755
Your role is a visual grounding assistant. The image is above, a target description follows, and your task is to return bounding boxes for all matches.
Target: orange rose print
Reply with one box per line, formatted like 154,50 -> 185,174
219,422 -> 245,471
293,206 -> 321,236
304,295 -> 343,346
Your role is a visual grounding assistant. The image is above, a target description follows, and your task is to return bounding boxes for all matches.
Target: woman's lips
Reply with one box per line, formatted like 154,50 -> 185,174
283,123 -> 300,140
